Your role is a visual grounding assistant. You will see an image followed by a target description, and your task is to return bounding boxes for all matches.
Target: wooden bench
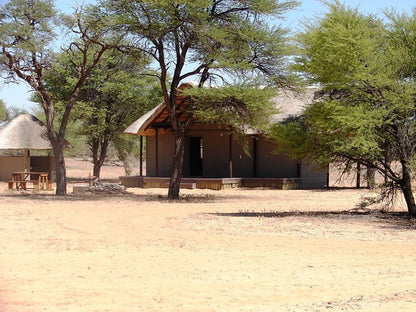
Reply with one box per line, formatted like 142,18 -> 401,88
38,173 -> 51,190
31,179 -> 52,191
7,179 -> 52,191
30,180 -> 39,191
8,180 -> 27,190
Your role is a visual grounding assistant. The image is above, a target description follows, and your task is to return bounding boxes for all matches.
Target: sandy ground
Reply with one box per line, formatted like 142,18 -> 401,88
0,159 -> 416,311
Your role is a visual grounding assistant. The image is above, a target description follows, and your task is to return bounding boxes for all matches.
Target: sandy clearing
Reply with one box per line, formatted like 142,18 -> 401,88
0,159 -> 415,311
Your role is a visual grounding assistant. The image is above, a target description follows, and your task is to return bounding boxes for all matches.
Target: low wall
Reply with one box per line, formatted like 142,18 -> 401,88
119,176 -> 302,190
241,178 -> 302,190
0,157 -> 25,181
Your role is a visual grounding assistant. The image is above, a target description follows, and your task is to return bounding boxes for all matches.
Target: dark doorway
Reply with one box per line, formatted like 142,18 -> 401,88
189,137 -> 203,176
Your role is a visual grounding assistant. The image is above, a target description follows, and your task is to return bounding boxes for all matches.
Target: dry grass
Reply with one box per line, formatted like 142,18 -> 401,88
0,159 -> 415,311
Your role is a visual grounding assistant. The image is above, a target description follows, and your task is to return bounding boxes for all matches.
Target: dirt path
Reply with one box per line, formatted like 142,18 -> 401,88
0,185 -> 415,311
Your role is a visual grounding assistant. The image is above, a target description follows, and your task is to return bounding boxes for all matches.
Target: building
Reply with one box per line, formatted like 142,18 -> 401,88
122,86 -> 328,190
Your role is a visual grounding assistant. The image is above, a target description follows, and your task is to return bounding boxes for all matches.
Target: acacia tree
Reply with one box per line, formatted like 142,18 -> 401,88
0,0 -> 116,195
99,0 -> 299,199
272,2 -> 416,215
45,49 -> 161,178
0,99 -> 8,121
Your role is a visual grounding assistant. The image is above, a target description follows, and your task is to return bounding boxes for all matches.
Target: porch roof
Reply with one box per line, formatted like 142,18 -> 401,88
124,83 -> 193,136
124,86 -> 316,136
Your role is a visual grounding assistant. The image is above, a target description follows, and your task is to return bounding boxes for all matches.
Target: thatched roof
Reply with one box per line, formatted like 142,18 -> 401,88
0,114 -> 52,150
124,87 -> 316,136
124,103 -> 165,136
124,83 -> 194,136
271,88 -> 315,123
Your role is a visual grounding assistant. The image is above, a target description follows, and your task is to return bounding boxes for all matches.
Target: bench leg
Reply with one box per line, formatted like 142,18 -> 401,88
16,181 -> 26,190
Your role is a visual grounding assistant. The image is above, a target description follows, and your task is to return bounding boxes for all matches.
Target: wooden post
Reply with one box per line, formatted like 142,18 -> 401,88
229,130 -> 233,178
155,129 -> 159,177
296,161 -> 301,178
252,136 -> 257,177
24,149 -> 30,172
326,171 -> 330,188
139,136 -> 143,176
356,161 -> 361,188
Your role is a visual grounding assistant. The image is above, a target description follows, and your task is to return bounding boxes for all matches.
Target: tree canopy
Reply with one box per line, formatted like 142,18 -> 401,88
0,0 -> 117,194
98,0 -> 299,199
44,48 -> 162,178
272,1 -> 416,215
0,99 -> 8,121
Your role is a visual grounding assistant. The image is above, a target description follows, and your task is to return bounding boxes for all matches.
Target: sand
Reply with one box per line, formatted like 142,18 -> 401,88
0,159 -> 415,311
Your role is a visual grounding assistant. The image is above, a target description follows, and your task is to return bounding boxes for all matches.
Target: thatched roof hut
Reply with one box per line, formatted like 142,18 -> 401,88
0,114 -> 56,180
0,114 -> 52,150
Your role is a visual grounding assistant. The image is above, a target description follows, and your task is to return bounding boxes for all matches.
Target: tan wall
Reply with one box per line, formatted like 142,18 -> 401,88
144,126 -> 327,188
146,132 -> 175,177
0,157 -> 26,181
329,162 -> 385,188
147,126 -> 248,178
0,156 -> 55,181
182,128 -> 228,177
301,162 -> 328,189
145,136 -> 156,176
190,130 -> 229,177
232,138 -> 254,178
256,138 -> 298,178
186,125 -> 255,178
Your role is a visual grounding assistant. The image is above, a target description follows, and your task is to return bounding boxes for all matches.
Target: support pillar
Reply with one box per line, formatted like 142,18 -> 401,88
155,128 -> 159,177
139,136 -> 143,176
252,136 -> 257,177
228,130 -> 233,178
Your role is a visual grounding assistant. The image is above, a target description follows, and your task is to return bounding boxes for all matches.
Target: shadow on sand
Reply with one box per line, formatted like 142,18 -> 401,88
0,191 -> 232,203
210,209 -> 416,230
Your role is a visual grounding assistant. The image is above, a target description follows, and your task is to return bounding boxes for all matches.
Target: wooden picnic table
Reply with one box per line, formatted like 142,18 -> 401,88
9,171 -> 52,191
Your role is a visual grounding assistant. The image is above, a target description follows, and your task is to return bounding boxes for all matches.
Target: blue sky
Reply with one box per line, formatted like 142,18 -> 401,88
1,0 -> 415,112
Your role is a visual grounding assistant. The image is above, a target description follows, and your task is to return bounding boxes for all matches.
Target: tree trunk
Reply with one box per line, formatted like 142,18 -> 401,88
400,163 -> 416,216
115,143 -> 133,176
93,162 -> 103,178
356,161 -> 361,188
91,137 -> 108,178
168,128 -> 186,200
54,145 -> 67,196
366,166 -> 375,189
47,124 -> 67,196
122,159 -> 132,176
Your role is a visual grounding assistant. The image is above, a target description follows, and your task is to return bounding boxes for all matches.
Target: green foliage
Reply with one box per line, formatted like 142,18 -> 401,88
61,120 -> 88,157
44,47 -> 161,174
184,85 -> 276,134
0,0 -> 58,81
295,1 -> 383,86
98,0 -> 299,195
270,116 -> 310,161
273,1 -> 416,213
291,2 -> 416,167
0,0 -> 124,194
99,0 -> 299,87
0,99 -> 8,121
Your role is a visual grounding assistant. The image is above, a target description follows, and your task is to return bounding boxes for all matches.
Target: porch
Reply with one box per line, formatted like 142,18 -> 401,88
119,176 -> 302,190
